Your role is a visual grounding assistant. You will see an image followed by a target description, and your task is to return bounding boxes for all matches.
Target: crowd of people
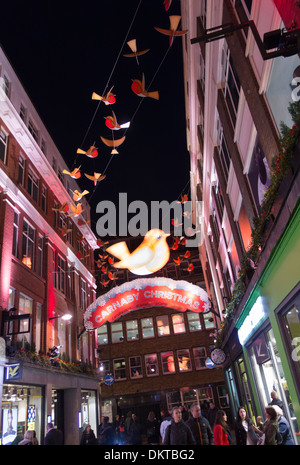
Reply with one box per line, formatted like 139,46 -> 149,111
13,392 -> 296,446
80,394 -> 296,446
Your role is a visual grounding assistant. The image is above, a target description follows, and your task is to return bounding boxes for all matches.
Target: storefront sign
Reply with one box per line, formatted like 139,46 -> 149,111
4,363 -> 22,381
237,297 -> 266,346
84,277 -> 210,329
252,335 -> 270,365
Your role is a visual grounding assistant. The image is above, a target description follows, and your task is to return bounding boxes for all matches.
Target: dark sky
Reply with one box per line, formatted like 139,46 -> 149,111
0,0 -> 190,235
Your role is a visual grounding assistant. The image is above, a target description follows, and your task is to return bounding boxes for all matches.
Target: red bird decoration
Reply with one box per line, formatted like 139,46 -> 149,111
77,146 -> 98,158
92,86 -> 116,105
131,73 -> 159,100
155,15 -> 188,47
105,111 -> 130,130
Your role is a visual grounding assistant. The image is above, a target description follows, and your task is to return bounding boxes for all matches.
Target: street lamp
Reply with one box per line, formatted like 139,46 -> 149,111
48,313 -> 72,321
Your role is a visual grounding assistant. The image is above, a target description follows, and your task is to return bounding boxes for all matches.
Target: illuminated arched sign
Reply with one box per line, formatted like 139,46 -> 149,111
84,277 -> 210,330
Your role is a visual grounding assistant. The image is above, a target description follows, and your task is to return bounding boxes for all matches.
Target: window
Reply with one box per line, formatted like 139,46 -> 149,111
41,185 -> 47,213
114,358 -> 126,380
141,317 -> 154,338
0,127 -> 8,163
37,235 -> 43,277
22,220 -> 35,269
28,119 -> 39,143
41,138 -> 46,155
172,314 -> 186,334
53,201 -> 59,227
57,256 -> 65,293
67,264 -> 72,299
145,354 -> 159,377
18,294 -> 33,344
80,278 -> 87,309
20,104 -> 27,123
161,351 -> 175,374
111,322 -> 124,343
177,349 -> 192,372
12,211 -> 19,258
129,356 -> 143,379
18,154 -> 25,185
126,320 -> 139,341
203,312 -> 215,329
99,360 -> 110,376
98,324 -> 108,345
222,41 -> 241,126
156,315 -> 170,336
52,250 -> 57,288
187,312 -> 202,331
193,347 -> 207,370
3,75 -> 10,96
27,169 -> 39,203
58,168 -> 64,185
36,303 -> 42,354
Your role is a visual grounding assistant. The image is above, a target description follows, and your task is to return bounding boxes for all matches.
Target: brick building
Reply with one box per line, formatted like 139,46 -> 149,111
0,45 -> 99,445
93,239 -> 228,431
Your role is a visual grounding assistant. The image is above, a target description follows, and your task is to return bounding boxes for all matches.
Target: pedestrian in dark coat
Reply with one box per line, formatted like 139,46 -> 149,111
44,423 -> 63,445
163,406 -> 196,446
146,411 -> 160,444
207,402 -> 218,429
97,416 -> 115,445
128,413 -> 142,445
235,407 -> 259,445
80,424 -> 97,445
185,403 -> 214,445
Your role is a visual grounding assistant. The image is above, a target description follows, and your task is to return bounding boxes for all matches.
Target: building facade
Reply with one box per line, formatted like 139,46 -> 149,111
181,0 -> 300,444
95,240 -> 228,434
0,46 -> 100,445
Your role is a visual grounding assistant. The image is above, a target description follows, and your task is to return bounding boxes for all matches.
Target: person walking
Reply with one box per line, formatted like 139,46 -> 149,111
207,402 -> 218,429
163,406 -> 196,446
160,407 -> 172,443
235,407 -> 259,445
254,406 -> 280,445
185,403 -> 214,445
213,410 -> 232,445
18,430 -> 38,445
270,405 -> 294,445
146,411 -> 160,445
44,423 -> 63,445
97,416 -> 115,445
128,413 -> 142,445
80,424 -> 97,445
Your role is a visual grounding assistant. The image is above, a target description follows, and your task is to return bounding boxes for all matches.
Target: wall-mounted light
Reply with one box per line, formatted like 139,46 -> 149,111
49,313 -> 72,321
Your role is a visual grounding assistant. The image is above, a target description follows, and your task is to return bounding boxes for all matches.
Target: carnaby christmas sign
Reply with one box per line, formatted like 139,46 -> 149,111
84,277 -> 210,329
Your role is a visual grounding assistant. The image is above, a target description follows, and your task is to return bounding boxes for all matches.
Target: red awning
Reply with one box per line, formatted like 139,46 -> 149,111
273,0 -> 300,29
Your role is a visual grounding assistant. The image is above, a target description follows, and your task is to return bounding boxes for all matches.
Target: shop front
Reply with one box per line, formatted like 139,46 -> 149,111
224,202 -> 300,444
0,360 -> 100,445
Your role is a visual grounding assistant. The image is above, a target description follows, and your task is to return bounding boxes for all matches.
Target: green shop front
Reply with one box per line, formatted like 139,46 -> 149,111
233,201 -> 300,444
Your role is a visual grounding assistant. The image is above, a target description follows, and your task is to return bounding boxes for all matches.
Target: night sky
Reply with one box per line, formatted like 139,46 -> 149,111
0,0 -> 190,235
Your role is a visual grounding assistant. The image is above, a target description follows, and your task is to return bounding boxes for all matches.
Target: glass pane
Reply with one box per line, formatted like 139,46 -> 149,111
156,316 -> 170,336
172,314 -> 186,334
177,349 -> 192,372
161,351 -> 175,374
111,322 -> 124,343
126,320 -> 139,340
187,312 -> 201,331
145,354 -> 159,376
141,318 -> 154,338
98,325 -> 108,345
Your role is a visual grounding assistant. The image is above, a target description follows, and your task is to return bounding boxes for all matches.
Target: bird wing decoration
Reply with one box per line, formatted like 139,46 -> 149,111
77,146 -> 98,158
123,39 -> 150,62
107,242 -> 154,271
68,203 -> 83,217
84,172 -> 106,185
62,167 -> 81,179
52,202 -> 69,213
107,229 -> 170,275
92,86 -> 116,105
105,111 -> 130,130
73,189 -> 89,201
100,135 -> 126,154
155,15 -> 188,46
131,73 -> 159,100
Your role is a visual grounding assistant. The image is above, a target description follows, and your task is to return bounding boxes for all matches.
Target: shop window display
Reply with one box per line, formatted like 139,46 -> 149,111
1,384 -> 42,445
